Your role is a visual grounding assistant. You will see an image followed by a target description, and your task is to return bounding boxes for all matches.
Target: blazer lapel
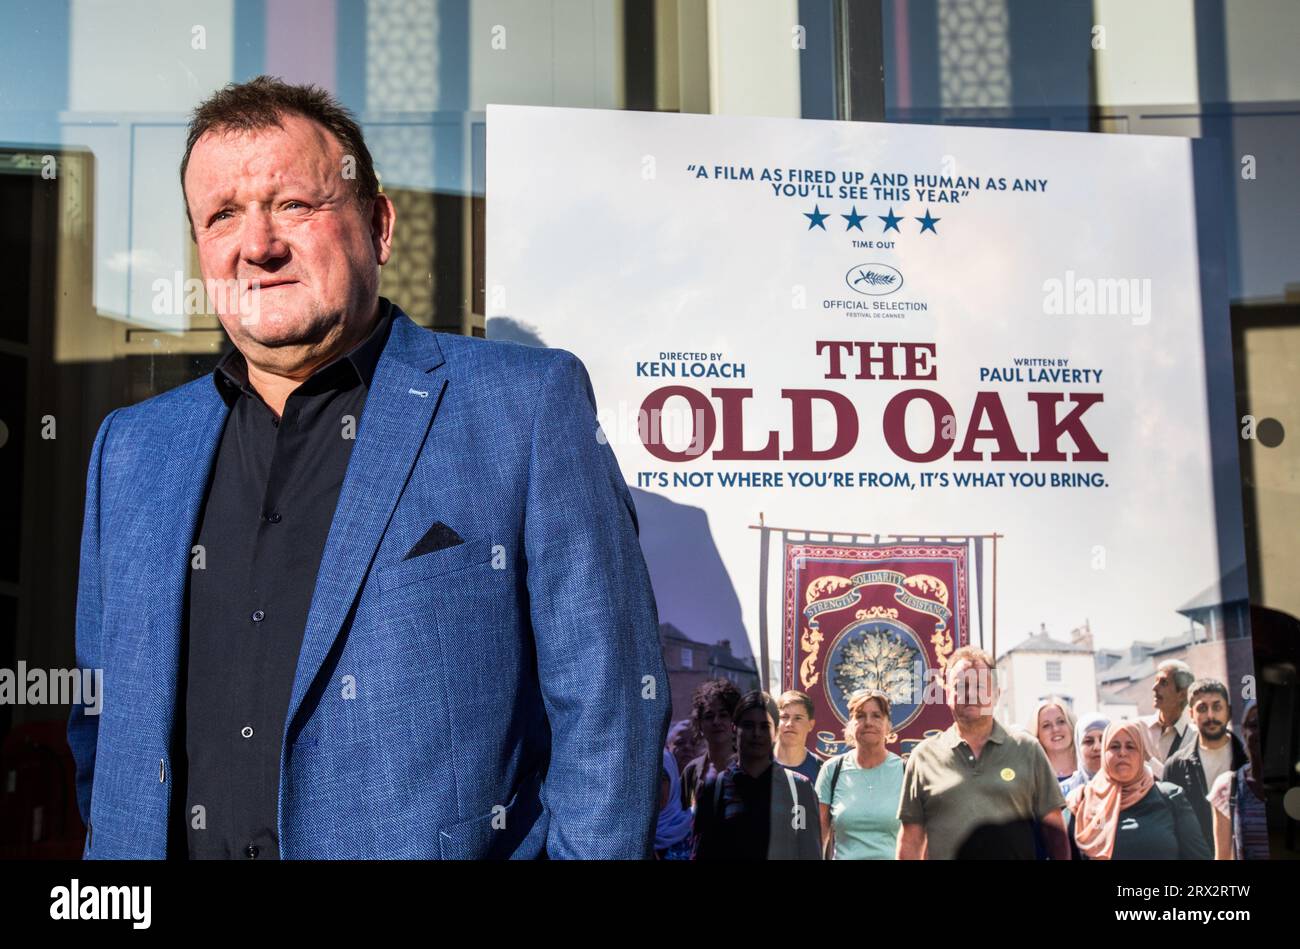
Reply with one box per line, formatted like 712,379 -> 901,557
151,383 -> 231,733
283,311 -> 449,735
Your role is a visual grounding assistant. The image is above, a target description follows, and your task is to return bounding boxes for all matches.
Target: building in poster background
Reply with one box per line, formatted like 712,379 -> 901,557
486,105 -> 1252,759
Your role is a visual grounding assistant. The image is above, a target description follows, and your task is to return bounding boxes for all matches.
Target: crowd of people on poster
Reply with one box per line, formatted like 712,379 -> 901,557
652,653 -> 1265,860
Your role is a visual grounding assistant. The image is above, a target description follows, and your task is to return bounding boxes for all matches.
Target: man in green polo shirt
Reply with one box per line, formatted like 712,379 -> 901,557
897,645 -> 1068,859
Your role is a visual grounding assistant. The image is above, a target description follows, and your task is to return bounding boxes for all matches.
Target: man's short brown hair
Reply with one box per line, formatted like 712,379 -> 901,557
733,690 -> 780,728
777,690 -> 814,719
1188,677 -> 1230,708
180,75 -> 379,227
945,645 -> 997,685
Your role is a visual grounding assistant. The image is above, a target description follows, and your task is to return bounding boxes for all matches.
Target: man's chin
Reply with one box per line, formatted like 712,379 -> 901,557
223,308 -> 327,347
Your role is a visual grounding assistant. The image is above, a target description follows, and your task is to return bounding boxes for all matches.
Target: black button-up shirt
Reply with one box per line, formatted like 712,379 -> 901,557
176,301 -> 394,859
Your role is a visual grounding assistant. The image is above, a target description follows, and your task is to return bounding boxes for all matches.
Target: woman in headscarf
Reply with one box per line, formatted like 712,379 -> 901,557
666,719 -> 704,777
1208,699 -> 1268,859
1029,696 -> 1078,788
654,748 -> 695,859
1060,713 -> 1109,798
1065,719 -> 1210,859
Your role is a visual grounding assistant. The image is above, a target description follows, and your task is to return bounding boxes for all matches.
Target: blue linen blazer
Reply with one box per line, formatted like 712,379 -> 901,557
68,303 -> 671,858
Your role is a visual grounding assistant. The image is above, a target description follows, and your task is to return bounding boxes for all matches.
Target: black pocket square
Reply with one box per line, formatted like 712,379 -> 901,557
403,522 -> 465,560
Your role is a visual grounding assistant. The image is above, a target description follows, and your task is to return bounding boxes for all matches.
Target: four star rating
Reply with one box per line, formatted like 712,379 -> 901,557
805,204 -> 941,234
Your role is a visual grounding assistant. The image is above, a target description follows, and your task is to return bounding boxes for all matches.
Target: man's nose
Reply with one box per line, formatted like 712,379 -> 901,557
239,207 -> 288,265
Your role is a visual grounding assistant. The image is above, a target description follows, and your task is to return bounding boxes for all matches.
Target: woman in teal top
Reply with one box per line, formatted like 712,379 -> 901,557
815,689 -> 905,859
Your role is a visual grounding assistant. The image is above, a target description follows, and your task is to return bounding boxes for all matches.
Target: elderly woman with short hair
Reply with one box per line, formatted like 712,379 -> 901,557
815,689 -> 905,859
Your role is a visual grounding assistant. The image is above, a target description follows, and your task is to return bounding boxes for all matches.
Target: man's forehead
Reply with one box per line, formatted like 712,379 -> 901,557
188,115 -> 340,184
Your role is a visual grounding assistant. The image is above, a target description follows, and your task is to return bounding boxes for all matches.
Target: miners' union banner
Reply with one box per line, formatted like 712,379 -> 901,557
783,542 -> 969,758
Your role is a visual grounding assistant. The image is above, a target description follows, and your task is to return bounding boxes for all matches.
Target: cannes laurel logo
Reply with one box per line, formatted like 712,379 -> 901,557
845,262 -> 903,296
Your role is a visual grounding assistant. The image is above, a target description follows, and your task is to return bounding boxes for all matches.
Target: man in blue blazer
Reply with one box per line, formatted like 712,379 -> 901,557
68,76 -> 670,859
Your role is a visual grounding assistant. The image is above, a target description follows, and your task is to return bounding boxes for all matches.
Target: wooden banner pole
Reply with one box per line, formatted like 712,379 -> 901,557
757,513 -> 771,692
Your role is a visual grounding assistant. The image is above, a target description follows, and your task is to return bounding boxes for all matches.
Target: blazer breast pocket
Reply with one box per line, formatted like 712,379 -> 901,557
376,536 -> 496,593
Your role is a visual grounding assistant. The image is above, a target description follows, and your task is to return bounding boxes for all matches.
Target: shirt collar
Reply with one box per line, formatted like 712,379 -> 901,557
940,717 -> 1006,749
726,759 -> 774,782
213,298 -> 394,405
1149,714 -> 1190,736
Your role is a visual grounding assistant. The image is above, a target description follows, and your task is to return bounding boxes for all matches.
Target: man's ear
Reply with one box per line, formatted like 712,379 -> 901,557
371,193 -> 396,265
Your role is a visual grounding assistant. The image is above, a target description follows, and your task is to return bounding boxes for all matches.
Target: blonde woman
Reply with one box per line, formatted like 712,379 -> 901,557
815,689 -> 905,859
1030,696 -> 1078,789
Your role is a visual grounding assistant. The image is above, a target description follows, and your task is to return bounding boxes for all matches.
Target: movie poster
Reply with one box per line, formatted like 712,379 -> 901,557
486,105 -> 1248,759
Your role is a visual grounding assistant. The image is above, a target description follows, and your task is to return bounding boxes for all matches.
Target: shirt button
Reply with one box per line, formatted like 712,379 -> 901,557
241,725 -> 254,739
252,609 -> 265,623
245,844 -> 259,859
265,512 -> 281,523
